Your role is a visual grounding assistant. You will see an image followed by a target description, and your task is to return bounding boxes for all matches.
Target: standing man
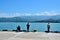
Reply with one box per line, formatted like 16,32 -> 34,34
26,22 -> 30,32
47,23 -> 50,32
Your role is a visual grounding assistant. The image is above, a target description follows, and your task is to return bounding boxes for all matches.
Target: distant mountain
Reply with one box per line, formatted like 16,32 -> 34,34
0,17 -> 23,22
15,16 -> 51,21
48,15 -> 60,22
0,15 -> 60,22
51,15 -> 60,20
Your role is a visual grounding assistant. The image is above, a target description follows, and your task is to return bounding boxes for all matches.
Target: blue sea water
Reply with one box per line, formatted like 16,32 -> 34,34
0,22 -> 60,32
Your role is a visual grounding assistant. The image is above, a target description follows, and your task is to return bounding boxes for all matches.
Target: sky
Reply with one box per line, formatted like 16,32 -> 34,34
0,0 -> 60,17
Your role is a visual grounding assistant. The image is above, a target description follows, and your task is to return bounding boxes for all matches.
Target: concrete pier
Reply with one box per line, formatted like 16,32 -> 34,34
0,31 -> 60,40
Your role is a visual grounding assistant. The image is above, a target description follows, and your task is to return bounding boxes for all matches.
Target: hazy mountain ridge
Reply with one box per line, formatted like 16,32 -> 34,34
0,15 -> 60,22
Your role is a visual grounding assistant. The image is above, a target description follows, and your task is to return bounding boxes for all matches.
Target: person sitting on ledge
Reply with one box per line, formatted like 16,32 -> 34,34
17,25 -> 20,32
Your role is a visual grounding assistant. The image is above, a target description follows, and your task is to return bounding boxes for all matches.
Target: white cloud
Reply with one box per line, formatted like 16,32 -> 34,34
40,11 -> 58,16
0,11 -> 59,17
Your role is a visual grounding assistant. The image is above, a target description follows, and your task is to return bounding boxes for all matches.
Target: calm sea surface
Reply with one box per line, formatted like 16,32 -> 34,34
0,22 -> 60,32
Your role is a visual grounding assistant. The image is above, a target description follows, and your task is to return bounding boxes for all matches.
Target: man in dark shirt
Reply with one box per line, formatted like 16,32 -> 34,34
17,25 -> 20,32
47,23 -> 50,32
26,22 -> 30,32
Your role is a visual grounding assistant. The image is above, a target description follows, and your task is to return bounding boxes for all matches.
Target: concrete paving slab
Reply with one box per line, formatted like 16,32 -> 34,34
0,32 -> 60,40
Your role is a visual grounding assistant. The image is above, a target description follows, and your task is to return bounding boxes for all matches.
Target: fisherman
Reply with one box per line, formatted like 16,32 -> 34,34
47,23 -> 50,32
26,22 -> 30,32
17,25 -> 20,32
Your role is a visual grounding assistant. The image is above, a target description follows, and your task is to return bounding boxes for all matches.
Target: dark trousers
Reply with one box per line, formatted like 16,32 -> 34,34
27,27 -> 29,32
48,27 -> 50,32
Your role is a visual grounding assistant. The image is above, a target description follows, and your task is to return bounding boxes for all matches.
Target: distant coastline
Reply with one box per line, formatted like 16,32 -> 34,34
0,15 -> 60,23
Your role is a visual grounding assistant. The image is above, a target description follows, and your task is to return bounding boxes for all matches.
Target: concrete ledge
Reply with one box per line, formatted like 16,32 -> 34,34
45,31 -> 60,33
